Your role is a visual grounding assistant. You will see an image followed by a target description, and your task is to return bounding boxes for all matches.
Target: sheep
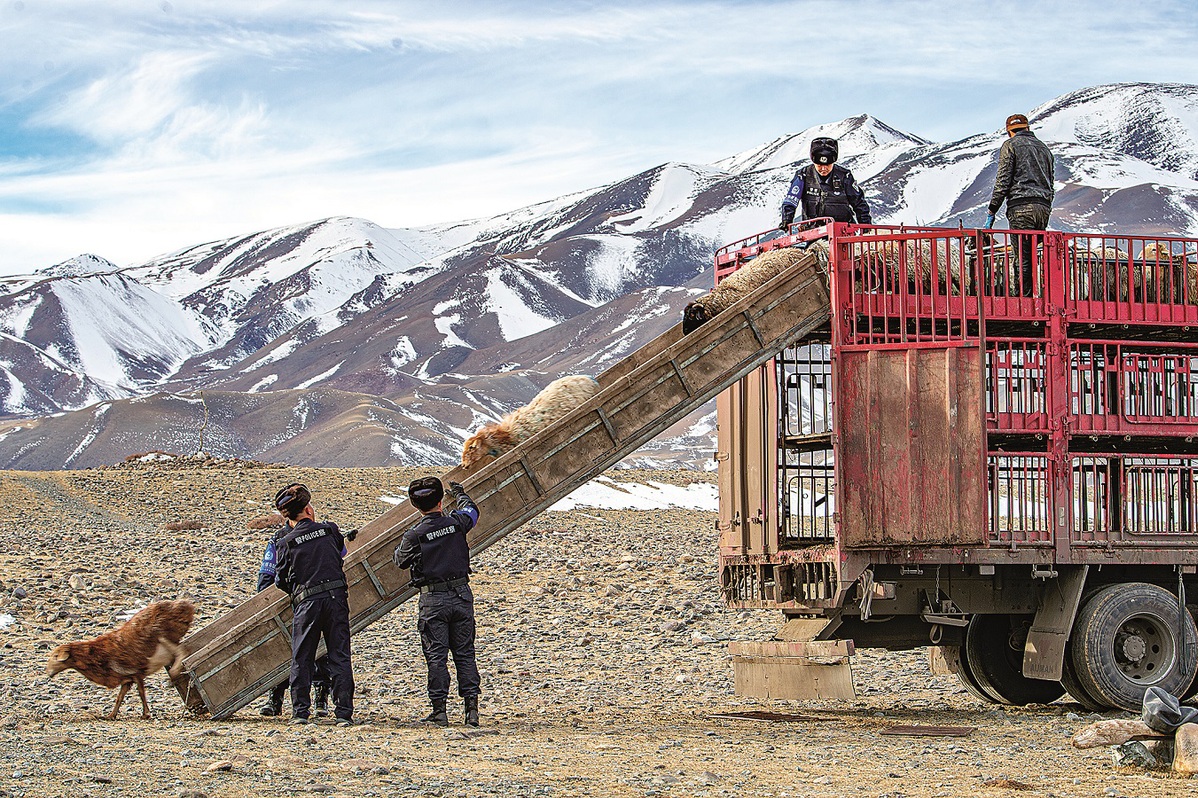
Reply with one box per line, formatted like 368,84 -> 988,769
461,375 -> 600,470
682,245 -> 820,334
862,237 -> 969,296
46,599 -> 195,719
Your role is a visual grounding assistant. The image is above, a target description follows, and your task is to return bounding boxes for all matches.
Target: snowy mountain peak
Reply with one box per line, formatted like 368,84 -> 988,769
713,113 -> 929,175
1030,82 -> 1198,178
42,254 -> 119,279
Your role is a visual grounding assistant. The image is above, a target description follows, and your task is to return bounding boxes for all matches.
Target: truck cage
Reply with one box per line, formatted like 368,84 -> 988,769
715,220 -> 1198,613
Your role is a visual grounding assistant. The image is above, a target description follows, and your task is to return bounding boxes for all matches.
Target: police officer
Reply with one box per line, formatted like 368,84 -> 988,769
256,516 -> 332,717
779,137 -> 872,229
273,483 -> 355,726
393,477 -> 481,727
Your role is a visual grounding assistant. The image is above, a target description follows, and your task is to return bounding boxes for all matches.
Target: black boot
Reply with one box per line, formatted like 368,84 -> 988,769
464,695 -> 479,728
422,699 -> 448,727
313,684 -> 330,718
259,696 -> 282,717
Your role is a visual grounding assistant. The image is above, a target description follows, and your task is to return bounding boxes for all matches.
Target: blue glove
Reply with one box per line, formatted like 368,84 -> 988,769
984,213 -> 995,230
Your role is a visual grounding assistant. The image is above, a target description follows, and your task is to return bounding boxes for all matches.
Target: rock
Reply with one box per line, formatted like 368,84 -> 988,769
1175,722 -> 1198,774
68,574 -> 87,591
661,620 -> 686,633
604,585 -> 622,598
205,760 -> 232,772
178,792 -> 209,798
1071,719 -> 1162,749
1111,741 -> 1161,769
11,587 -> 26,599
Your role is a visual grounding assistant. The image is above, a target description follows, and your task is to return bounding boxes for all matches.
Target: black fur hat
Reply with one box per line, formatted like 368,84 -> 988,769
409,476 -> 444,511
810,136 -> 838,165
274,483 -> 311,519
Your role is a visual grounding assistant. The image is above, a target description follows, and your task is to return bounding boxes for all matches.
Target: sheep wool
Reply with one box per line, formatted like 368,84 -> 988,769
461,375 -> 601,470
683,245 -> 819,334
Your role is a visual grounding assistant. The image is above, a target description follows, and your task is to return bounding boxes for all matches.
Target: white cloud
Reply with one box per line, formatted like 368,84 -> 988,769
0,1 -> 1194,273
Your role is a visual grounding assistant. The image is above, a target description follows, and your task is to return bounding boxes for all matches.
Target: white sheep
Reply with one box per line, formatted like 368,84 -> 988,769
682,245 -> 824,334
461,375 -> 601,470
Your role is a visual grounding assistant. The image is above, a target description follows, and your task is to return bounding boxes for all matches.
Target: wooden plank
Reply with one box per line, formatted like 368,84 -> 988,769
732,656 -> 855,701
728,640 -> 854,658
173,250 -> 831,719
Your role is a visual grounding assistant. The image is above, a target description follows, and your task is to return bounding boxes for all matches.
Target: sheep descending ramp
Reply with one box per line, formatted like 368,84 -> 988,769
172,250 -> 830,719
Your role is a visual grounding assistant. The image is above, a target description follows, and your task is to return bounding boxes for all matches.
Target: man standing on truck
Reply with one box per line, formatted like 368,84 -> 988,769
986,113 -> 1055,296
779,137 -> 873,229
394,476 -> 482,727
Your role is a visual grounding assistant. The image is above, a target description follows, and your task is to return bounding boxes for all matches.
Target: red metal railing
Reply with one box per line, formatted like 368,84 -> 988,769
986,338 -> 1050,431
988,453 -> 1052,545
712,222 -> 1198,569
1070,342 -> 1198,434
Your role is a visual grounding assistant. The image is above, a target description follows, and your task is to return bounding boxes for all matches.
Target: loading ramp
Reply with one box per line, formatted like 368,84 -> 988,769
173,248 -> 831,719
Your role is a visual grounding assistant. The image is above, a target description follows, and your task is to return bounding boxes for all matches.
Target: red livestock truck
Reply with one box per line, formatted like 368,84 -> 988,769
715,219 -> 1198,712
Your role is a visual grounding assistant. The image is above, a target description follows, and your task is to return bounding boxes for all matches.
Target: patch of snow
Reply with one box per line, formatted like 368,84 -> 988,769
0,613 -> 15,629
296,363 -> 341,390
549,476 -> 717,511
249,374 -> 279,393
485,267 -> 558,341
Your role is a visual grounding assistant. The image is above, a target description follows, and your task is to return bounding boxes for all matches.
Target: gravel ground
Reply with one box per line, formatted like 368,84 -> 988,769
0,463 -> 1193,797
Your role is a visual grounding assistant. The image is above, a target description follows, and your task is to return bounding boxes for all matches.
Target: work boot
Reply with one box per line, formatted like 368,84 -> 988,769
422,700 -> 449,727
464,695 -> 479,728
259,697 -> 282,717
313,684 -> 330,717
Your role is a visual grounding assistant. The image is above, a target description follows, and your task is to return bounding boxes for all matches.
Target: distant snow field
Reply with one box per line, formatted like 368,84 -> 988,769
377,476 -> 718,512
549,476 -> 717,512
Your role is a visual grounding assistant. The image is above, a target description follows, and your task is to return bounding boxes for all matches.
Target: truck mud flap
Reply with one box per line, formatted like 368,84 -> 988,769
729,640 -> 855,701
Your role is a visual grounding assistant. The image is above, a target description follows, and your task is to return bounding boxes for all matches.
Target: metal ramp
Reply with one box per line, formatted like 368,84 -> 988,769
173,250 -> 830,719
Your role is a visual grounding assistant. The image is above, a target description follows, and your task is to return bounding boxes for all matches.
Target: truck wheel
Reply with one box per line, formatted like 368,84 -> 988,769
1186,605 -> 1198,700
964,614 -> 1065,705
1059,643 -> 1107,712
1070,583 -> 1198,712
941,644 -> 1001,704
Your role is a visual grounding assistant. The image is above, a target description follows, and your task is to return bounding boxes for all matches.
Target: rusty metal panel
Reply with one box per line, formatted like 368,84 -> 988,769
715,366 -> 777,557
838,345 -> 986,547
175,248 -> 831,719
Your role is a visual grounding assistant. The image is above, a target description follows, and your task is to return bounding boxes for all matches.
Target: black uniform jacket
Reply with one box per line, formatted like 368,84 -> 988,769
274,519 -> 347,598
393,492 -> 479,586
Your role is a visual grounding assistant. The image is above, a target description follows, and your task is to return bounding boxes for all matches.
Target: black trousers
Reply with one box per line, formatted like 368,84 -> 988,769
1008,203 -> 1050,297
418,584 -> 480,703
290,592 -> 354,720
270,657 -> 328,706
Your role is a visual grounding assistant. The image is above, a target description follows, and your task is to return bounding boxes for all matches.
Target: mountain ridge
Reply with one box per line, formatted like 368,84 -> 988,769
1,81 -> 1196,469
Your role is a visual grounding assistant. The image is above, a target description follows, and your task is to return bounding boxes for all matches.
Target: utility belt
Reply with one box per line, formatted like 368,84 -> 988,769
292,579 -> 347,605
419,576 -> 469,594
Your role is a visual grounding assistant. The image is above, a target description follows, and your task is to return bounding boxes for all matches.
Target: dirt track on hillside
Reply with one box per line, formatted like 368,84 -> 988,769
0,464 -> 1191,797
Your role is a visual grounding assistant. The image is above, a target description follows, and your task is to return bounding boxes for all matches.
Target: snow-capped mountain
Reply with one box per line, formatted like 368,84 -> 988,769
0,82 -> 1196,469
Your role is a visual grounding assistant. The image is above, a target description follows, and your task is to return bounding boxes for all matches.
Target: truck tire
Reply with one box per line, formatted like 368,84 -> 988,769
941,644 -> 1001,704
964,614 -> 1065,705
1059,643 -> 1107,712
1070,582 -> 1198,712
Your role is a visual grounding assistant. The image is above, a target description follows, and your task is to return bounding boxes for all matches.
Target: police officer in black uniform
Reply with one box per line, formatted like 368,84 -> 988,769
273,483 -> 356,726
256,520 -> 332,717
779,137 -> 872,229
393,476 -> 481,727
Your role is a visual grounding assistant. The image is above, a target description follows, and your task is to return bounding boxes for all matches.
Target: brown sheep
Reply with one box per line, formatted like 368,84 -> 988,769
683,245 -> 824,334
46,599 -> 195,719
461,375 -> 600,470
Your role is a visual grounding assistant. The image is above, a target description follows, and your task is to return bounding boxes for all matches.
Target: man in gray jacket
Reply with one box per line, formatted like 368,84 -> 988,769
986,113 -> 1055,296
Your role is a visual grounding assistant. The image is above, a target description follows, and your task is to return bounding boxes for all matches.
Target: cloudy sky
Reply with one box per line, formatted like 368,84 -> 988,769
0,0 -> 1195,274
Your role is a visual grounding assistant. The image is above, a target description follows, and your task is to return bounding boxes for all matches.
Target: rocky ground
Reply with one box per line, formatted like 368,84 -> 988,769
0,463 -> 1193,797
